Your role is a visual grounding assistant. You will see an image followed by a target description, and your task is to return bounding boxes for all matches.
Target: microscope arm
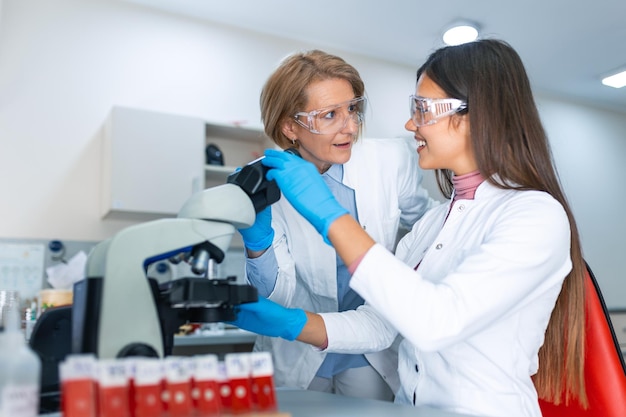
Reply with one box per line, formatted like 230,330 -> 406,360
177,183 -> 256,226
85,184 -> 255,278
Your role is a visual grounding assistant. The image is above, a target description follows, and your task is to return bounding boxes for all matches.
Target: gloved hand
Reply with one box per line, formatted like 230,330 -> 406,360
229,296 -> 307,341
262,149 -> 348,243
238,206 -> 274,251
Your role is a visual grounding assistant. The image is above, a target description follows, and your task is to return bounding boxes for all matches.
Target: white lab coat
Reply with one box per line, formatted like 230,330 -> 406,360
251,137 -> 435,391
321,181 -> 572,417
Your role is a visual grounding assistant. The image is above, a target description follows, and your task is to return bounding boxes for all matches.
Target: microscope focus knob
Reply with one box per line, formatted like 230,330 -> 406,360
190,248 -> 210,275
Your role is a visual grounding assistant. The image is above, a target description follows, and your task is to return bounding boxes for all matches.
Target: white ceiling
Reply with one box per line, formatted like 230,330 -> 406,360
122,0 -> 626,113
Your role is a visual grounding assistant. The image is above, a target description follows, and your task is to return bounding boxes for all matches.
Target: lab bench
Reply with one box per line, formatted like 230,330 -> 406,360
41,388 -> 476,417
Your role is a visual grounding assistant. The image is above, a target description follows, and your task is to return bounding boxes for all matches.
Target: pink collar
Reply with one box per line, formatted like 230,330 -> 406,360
453,170 -> 485,201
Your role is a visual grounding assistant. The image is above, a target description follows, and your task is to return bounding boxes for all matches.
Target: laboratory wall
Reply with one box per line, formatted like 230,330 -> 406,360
0,0 -> 624,307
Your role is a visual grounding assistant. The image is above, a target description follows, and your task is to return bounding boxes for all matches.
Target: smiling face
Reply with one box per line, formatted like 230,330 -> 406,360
405,74 -> 477,176
282,78 -> 359,173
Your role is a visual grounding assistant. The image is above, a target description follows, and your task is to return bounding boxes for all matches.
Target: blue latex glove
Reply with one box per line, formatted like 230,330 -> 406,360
238,206 -> 274,251
229,296 -> 307,341
262,149 -> 348,243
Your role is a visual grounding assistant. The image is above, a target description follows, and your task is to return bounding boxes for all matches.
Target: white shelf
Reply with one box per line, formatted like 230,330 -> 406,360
205,165 -> 237,174
204,165 -> 237,186
203,126 -> 270,187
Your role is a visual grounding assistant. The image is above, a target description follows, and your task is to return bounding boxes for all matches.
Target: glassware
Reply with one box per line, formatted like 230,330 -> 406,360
0,290 -> 20,332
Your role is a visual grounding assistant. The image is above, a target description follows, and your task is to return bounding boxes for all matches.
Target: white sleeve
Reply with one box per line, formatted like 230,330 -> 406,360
350,194 -> 571,352
264,203 -> 297,305
320,303 -> 398,354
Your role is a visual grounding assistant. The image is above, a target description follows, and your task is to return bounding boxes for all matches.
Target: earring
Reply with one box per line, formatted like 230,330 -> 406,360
291,138 -> 296,145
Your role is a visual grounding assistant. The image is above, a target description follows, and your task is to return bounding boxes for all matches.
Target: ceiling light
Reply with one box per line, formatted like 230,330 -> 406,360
442,23 -> 479,46
602,70 -> 626,89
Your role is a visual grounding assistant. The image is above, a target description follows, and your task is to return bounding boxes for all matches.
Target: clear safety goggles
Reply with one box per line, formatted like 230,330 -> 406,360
409,95 -> 467,127
294,96 -> 366,135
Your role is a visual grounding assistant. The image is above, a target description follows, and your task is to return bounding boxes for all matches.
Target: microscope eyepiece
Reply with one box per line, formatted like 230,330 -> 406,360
226,147 -> 301,213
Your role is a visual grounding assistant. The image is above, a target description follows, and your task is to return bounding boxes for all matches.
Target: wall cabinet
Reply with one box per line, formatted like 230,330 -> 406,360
101,106 -> 205,218
101,106 -> 272,220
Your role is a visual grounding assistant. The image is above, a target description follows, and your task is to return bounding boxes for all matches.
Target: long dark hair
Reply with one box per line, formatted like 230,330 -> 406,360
417,39 -> 587,407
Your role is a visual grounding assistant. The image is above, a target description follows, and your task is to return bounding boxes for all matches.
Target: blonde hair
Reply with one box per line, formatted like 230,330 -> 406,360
260,50 -> 365,149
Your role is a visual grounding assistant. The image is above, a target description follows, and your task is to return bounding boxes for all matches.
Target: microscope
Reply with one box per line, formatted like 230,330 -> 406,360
30,150 -> 295,412
71,153 -> 286,359
70,184 -> 257,360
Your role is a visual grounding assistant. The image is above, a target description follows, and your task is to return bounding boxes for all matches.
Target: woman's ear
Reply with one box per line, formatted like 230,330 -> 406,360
453,112 -> 471,142
281,119 -> 298,142
452,111 -> 470,131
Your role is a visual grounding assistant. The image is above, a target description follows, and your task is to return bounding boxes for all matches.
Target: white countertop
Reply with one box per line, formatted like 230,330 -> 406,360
41,388 -> 478,417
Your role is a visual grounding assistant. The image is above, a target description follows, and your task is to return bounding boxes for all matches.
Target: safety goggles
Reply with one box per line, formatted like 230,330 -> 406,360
409,95 -> 467,127
294,96 -> 366,135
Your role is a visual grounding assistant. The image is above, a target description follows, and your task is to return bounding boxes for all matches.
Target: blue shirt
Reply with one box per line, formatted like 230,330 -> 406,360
246,164 -> 368,378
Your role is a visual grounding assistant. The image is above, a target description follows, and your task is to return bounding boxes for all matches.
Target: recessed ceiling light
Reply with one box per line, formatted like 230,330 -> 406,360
602,70 -> 626,89
442,24 -> 479,46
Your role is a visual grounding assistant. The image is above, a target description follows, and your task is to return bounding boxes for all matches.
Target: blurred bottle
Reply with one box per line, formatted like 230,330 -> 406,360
23,301 -> 37,342
0,303 -> 41,416
0,290 -> 20,332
